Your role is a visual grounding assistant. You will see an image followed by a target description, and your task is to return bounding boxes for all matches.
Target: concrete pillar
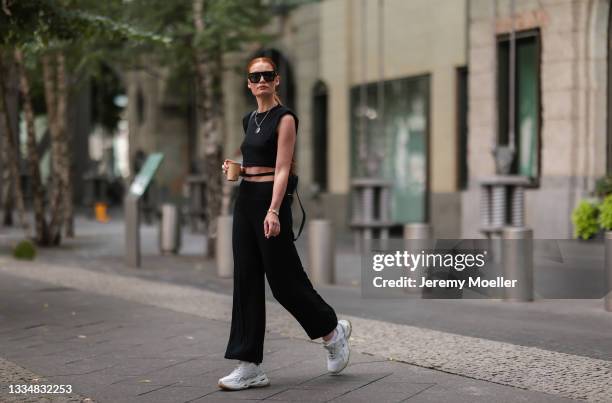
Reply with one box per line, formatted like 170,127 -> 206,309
216,215 -> 234,278
125,194 -> 140,268
308,219 -> 335,284
159,203 -> 181,255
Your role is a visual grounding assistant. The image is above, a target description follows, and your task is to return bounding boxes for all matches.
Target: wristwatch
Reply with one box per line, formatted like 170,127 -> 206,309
267,208 -> 279,216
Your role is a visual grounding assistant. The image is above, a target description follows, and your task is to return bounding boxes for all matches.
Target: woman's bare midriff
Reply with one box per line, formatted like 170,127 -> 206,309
242,166 -> 275,182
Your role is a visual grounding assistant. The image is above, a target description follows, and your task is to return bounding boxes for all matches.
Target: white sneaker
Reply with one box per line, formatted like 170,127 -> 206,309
323,319 -> 351,374
218,361 -> 270,391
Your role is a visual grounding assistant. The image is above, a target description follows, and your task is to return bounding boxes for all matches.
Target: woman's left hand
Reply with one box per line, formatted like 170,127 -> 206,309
264,212 -> 280,238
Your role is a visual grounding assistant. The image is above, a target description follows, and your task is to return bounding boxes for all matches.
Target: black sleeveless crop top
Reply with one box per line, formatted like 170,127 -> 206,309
240,104 -> 299,168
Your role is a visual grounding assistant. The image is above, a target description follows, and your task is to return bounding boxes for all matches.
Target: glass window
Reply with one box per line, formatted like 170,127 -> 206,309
312,81 -> 328,192
350,75 -> 430,223
497,30 -> 541,179
457,66 -> 468,190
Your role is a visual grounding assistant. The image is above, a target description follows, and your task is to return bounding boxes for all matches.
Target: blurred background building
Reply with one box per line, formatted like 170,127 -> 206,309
5,0 -> 609,240
219,0 -> 611,239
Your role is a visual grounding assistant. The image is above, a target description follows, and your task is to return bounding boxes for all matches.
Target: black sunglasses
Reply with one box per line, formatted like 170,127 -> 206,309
248,71 -> 277,83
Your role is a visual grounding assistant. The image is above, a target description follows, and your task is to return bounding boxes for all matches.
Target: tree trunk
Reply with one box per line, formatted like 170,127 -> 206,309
42,53 -> 65,243
1,115 -> 14,225
1,59 -> 14,226
0,51 -> 29,234
213,46 -> 226,207
15,48 -> 51,245
193,0 -> 224,258
56,53 -> 74,238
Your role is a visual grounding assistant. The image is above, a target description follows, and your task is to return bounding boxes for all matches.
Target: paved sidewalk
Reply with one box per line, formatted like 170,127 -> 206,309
1,216 -> 611,401
0,269 -> 574,403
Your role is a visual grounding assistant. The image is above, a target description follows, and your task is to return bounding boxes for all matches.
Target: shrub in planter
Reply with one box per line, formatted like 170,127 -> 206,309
571,200 -> 600,240
13,239 -> 37,260
598,195 -> 612,231
595,175 -> 612,198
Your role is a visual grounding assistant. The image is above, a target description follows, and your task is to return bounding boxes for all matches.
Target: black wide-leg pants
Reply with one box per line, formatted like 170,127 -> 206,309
224,180 -> 338,365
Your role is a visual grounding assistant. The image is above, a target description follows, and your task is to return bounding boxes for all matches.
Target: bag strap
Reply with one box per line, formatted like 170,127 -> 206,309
293,188 -> 306,241
244,110 -> 256,133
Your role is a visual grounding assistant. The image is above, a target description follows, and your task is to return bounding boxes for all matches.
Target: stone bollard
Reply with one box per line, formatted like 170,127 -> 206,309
502,227 -> 533,301
403,223 -> 432,296
159,203 -> 181,255
308,219 -> 335,284
216,215 -> 234,278
403,223 -> 432,240
605,231 -> 612,312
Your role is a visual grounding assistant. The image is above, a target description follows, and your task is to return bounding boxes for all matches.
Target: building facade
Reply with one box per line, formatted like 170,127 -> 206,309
463,0 -> 610,238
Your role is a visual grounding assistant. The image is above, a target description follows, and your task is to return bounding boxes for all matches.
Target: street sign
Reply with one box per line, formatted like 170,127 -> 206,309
129,153 -> 164,196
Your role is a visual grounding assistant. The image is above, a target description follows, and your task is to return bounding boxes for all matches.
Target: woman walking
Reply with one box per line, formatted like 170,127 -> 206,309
219,56 -> 351,391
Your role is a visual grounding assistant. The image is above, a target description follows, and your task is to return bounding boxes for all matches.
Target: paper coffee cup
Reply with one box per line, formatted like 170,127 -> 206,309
227,162 -> 241,181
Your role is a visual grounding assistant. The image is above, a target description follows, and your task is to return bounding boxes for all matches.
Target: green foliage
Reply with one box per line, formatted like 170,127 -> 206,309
598,195 -> 612,231
571,200 -> 600,240
595,175 -> 612,198
268,0 -> 321,14
13,239 -> 37,260
1,0 -> 170,49
1,0 -> 171,133
122,0 -> 274,68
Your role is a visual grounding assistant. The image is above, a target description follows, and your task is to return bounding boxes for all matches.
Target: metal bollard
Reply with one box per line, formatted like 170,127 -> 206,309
216,215 -> 234,278
308,219 -> 335,284
502,227 -> 533,301
159,203 -> 181,255
605,231 -> 612,312
125,194 -> 141,267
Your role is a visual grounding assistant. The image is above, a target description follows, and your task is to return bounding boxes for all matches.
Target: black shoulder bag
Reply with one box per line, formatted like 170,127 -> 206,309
286,174 -> 306,241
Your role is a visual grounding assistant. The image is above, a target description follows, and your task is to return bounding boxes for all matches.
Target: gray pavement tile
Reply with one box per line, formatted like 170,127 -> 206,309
341,360 -> 447,383
260,358 -> 327,383
111,367 -> 213,389
265,386 -> 353,401
263,351 -> 326,373
128,358 -> 219,385
192,394 -> 277,403
329,379 -> 432,403
85,383 -> 185,403
298,376 -> 383,392
63,356 -> 187,378
206,385 -> 290,401
404,383 -> 576,403
46,365 -> 141,387
129,385 -> 219,403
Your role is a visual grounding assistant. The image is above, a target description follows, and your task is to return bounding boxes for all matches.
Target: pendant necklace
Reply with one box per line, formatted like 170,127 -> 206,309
254,104 -> 276,134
